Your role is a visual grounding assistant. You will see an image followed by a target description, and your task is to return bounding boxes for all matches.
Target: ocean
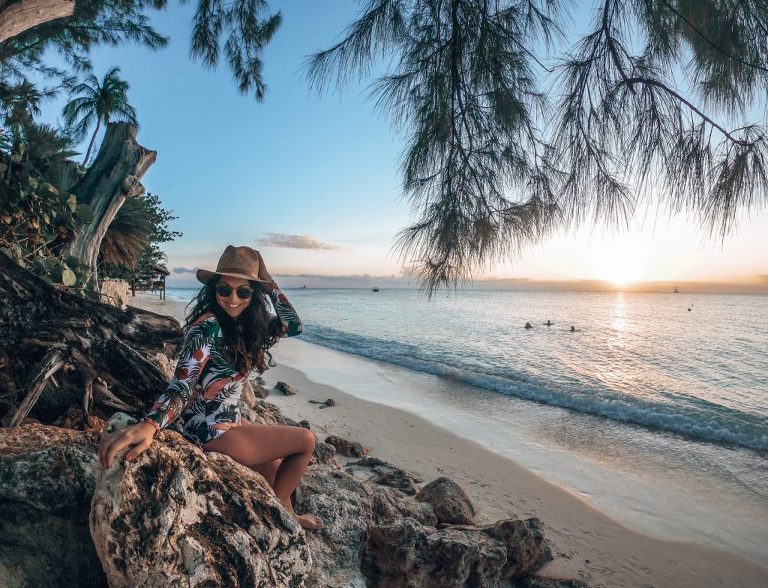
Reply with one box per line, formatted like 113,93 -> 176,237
164,287 -> 768,556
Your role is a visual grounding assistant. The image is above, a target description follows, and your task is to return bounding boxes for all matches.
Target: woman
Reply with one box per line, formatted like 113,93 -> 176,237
98,245 -> 323,530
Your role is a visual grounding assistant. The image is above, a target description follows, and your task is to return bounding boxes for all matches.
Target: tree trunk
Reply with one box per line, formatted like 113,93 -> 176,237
0,250 -> 181,427
67,122 -> 156,285
0,0 -> 75,44
82,117 -> 100,166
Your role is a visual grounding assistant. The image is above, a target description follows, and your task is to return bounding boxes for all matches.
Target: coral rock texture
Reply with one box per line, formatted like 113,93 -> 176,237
89,432 -> 311,587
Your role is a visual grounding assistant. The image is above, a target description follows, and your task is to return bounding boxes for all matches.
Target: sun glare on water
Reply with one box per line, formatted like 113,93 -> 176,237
592,235 -> 649,288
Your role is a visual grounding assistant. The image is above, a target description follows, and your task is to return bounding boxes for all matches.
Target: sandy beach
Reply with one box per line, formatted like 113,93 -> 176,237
129,294 -> 768,587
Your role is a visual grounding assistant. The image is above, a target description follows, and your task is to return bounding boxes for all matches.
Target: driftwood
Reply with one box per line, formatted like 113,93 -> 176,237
68,122 -> 157,285
0,0 -> 74,44
0,250 -> 181,427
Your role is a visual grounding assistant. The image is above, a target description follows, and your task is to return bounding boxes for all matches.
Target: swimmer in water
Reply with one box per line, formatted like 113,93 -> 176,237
544,320 -> 553,326
570,325 -> 576,332
524,322 -> 533,329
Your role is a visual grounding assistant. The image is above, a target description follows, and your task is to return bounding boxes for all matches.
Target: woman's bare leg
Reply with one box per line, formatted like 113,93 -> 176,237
251,458 -> 282,487
202,423 -> 323,529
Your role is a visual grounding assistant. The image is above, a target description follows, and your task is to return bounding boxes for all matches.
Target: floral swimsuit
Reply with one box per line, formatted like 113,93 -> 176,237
143,284 -> 302,448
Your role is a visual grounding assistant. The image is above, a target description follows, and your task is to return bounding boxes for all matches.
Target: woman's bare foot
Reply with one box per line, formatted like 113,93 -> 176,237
279,498 -> 324,530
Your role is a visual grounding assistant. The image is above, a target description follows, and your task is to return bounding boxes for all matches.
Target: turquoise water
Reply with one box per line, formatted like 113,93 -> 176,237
167,287 -> 768,453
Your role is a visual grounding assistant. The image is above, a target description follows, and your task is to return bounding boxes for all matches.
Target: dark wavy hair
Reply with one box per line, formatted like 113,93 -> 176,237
184,275 -> 283,376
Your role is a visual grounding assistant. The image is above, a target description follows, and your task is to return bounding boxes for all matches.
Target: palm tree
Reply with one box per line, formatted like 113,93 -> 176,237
62,67 -> 138,166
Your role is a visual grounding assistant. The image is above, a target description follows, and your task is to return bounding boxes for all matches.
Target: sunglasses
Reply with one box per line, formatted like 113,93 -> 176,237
215,283 -> 253,299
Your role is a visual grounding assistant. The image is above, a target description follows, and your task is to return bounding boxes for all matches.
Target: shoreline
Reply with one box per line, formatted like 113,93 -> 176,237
128,295 -> 768,587
263,351 -> 767,588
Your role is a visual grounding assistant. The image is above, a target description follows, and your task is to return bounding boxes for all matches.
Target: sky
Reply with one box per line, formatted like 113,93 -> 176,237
37,1 -> 768,291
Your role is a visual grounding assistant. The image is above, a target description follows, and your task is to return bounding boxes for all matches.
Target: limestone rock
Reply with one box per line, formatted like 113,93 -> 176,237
416,476 -> 477,525
370,487 -> 437,527
325,435 -> 369,458
347,457 -> 423,495
0,424 -> 100,510
145,351 -> 175,382
482,518 -> 551,578
0,500 -> 107,587
310,441 -> 339,466
105,411 -> 138,432
241,379 -> 258,408
0,424 -> 107,587
293,465 -> 374,588
90,432 -> 312,587
362,518 -> 509,587
247,377 -> 271,400
275,381 -> 296,396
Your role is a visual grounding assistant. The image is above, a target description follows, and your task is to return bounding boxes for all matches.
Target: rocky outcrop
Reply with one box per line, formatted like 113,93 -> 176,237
293,464 -> 551,588
348,457 -> 423,495
325,435 -> 369,458
0,425 -> 106,586
416,476 -> 477,525
0,408 -> 562,588
91,429 -> 311,587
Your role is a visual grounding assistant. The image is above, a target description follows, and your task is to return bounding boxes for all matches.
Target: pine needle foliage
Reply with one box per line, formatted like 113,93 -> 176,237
307,0 -> 768,294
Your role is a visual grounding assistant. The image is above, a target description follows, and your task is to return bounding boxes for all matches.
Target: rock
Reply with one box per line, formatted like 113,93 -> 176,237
105,412 -> 138,433
325,435 -> 369,458
373,469 -> 421,496
275,381 -> 296,396
293,465 -> 374,588
90,431 -> 312,587
481,518 -> 551,578
0,424 -> 100,510
310,442 -> 339,466
250,376 -> 271,399
0,425 -> 107,586
298,419 -> 311,430
0,500 -> 107,587
240,379 -> 258,408
145,351 -> 175,381
370,487 -> 437,527
246,401 -> 281,425
362,518 -> 508,587
346,457 -> 423,495
416,476 -> 477,525
309,398 -> 336,408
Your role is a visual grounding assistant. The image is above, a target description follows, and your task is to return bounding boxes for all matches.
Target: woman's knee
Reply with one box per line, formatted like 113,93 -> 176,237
298,427 -> 316,453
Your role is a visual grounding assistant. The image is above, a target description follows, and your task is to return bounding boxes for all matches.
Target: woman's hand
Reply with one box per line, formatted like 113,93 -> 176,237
99,420 -> 157,468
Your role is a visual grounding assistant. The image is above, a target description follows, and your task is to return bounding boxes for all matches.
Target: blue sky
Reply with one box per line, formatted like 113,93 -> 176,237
37,1 -> 768,290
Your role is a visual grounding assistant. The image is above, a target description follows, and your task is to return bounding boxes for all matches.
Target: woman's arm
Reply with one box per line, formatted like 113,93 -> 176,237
99,316 -> 216,468
269,284 -> 303,337
143,316 -> 215,432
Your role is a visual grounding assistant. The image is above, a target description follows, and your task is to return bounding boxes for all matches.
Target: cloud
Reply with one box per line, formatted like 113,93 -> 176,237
256,233 -> 340,250
757,274 -> 768,281
173,267 -> 198,274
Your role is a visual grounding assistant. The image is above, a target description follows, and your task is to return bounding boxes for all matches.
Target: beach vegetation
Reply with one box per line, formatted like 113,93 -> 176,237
2,1 -> 766,295
62,66 -> 138,166
0,120 -> 93,287
306,0 -> 768,293
101,191 -> 182,280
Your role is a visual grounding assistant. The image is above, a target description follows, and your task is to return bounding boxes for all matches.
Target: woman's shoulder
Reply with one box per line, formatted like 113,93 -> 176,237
186,312 -> 220,337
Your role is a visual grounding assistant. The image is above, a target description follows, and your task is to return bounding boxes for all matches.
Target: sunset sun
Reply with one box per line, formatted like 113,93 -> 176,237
592,236 -> 649,287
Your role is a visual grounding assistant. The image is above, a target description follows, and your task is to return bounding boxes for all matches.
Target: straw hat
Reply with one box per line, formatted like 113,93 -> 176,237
196,245 -> 274,288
